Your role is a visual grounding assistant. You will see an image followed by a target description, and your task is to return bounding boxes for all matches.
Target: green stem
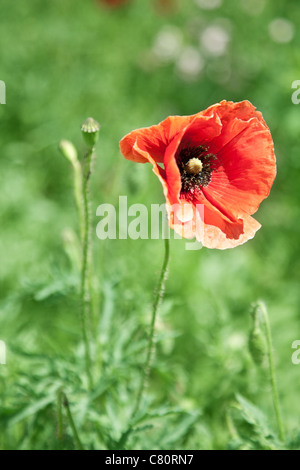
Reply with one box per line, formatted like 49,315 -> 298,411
74,159 -> 84,241
62,393 -> 84,450
260,302 -> 285,442
132,237 -> 170,417
80,147 -> 94,390
59,140 -> 84,241
57,389 -> 64,441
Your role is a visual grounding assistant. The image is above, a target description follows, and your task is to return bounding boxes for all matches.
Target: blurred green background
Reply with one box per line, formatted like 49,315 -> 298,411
1,0 -> 300,450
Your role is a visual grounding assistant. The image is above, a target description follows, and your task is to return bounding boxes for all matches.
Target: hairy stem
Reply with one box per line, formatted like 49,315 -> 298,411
132,237 -> 170,417
57,389 -> 64,441
80,147 -> 94,390
260,302 -> 285,442
74,159 -> 85,241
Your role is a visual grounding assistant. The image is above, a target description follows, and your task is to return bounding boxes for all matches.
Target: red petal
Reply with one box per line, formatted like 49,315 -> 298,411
131,141 -> 169,200
200,211 -> 261,249
167,197 -> 261,248
202,117 -> 276,222
163,111 -> 223,205
119,115 -> 194,164
181,112 -> 222,148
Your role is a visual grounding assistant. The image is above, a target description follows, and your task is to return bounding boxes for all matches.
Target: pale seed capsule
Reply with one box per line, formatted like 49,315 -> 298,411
185,158 -> 203,175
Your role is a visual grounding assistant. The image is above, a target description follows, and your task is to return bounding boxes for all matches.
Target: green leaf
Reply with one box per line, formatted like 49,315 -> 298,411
229,394 -> 284,450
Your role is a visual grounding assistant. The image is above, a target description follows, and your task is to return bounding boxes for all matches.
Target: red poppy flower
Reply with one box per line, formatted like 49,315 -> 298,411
120,101 -> 276,249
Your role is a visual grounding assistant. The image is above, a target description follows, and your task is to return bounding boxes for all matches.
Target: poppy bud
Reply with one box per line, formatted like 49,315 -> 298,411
81,117 -> 100,148
59,140 -> 78,165
248,302 -> 267,366
249,326 -> 267,365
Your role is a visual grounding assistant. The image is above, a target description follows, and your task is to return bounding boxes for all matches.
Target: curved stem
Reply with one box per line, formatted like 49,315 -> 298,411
74,159 -> 85,242
260,302 -> 285,442
80,147 -> 94,390
57,389 -> 64,441
132,237 -> 170,417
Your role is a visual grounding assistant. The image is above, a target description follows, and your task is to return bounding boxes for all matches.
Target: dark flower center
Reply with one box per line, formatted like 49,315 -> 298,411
177,145 -> 217,195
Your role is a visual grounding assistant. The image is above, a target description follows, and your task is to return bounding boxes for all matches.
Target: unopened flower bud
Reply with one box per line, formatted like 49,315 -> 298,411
59,140 -> 78,165
249,302 -> 267,366
249,326 -> 267,365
